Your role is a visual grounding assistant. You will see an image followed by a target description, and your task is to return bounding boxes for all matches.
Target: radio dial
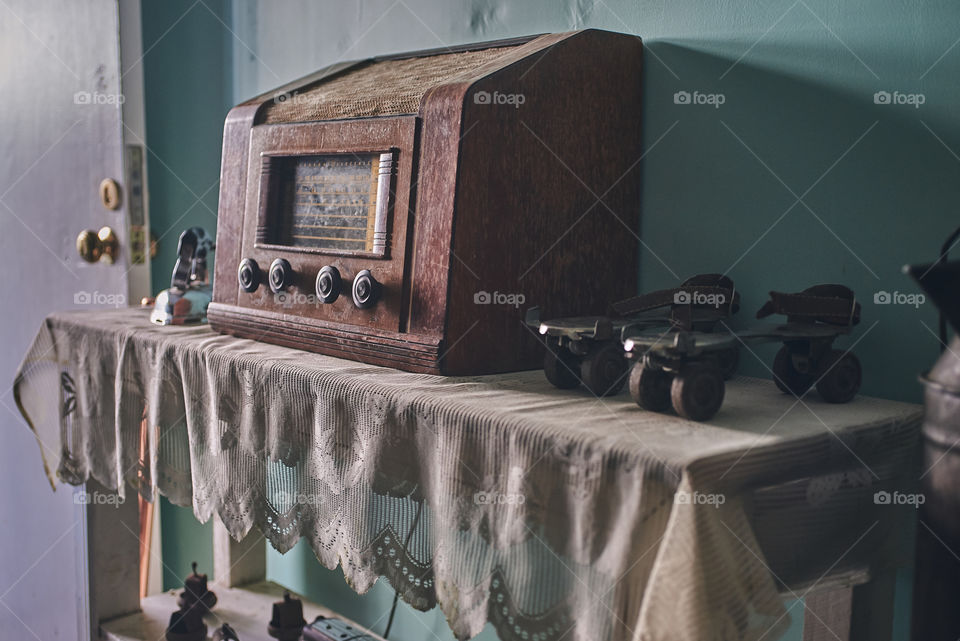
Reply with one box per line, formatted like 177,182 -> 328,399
352,270 -> 381,309
238,258 -> 260,293
315,266 -> 342,304
269,258 -> 293,293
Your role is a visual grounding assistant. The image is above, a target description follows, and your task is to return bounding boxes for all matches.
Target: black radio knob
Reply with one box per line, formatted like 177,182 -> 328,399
237,258 -> 260,293
352,270 -> 381,309
315,265 -> 342,303
269,258 -> 293,293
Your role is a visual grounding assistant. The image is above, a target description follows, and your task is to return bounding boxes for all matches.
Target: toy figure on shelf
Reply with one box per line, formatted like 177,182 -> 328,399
165,562 -> 218,641
268,591 -> 306,640
623,284 -> 862,421
148,227 -> 215,325
164,607 -> 206,641
177,561 -> 218,612
528,273 -> 741,396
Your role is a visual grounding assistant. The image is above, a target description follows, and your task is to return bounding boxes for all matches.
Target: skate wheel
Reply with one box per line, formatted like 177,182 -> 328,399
543,340 -> 581,390
671,363 -> 725,421
772,345 -> 815,396
580,342 -> 628,397
628,362 -> 672,412
816,350 -> 861,403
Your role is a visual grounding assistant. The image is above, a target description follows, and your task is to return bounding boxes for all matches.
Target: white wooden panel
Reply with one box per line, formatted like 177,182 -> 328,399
0,2 -> 134,640
213,517 -> 266,588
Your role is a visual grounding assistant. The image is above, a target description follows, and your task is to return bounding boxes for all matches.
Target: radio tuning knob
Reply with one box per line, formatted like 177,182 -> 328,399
315,266 -> 342,303
352,269 -> 381,309
269,258 -> 293,293
237,258 -> 261,293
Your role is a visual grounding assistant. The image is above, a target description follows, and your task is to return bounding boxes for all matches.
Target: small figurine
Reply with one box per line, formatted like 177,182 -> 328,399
530,274 -> 741,396
177,561 -> 217,613
149,227 -> 215,325
267,591 -> 306,640
164,607 -> 206,641
623,284 -> 862,421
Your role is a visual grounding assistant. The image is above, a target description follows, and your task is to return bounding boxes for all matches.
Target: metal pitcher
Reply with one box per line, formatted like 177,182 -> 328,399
907,258 -> 960,640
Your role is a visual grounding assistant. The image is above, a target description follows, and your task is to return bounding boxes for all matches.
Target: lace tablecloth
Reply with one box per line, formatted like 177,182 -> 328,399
12,308 -> 923,641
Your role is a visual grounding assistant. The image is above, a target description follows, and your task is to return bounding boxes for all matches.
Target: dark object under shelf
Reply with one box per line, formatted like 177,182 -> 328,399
303,615 -> 379,641
164,607 -> 206,641
268,590 -> 306,640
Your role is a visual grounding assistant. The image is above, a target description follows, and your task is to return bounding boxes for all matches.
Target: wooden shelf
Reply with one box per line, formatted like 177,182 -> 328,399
101,580 -> 385,641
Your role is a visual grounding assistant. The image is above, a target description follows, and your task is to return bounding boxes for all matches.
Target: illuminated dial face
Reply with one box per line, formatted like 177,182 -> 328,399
259,151 -> 393,257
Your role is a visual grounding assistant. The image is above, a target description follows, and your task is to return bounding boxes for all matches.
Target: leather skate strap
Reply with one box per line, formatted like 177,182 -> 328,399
612,273 -> 740,318
756,284 -> 861,326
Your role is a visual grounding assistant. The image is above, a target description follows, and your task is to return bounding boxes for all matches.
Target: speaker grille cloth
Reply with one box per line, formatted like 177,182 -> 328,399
261,46 -> 519,123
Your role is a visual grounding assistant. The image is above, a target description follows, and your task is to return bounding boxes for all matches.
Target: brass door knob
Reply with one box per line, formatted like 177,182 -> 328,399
77,226 -> 119,264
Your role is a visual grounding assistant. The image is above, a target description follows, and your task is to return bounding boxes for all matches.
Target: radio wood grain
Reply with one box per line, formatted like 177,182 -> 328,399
209,29 -> 643,375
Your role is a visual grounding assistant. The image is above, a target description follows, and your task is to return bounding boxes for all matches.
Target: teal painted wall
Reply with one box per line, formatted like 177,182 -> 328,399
226,0 -> 955,406
140,0 -> 229,591
159,496 -> 214,592
266,541 -> 471,640
142,0 -> 231,295
140,0 -> 960,638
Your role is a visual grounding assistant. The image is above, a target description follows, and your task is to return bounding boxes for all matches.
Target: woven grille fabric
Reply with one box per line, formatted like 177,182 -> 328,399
13,309 -> 922,641
260,46 -> 519,123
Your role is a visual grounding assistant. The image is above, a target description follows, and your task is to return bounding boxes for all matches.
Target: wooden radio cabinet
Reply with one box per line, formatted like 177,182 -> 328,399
208,29 -> 643,374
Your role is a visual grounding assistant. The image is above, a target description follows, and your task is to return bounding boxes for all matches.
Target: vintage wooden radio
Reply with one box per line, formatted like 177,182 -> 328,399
208,29 -> 643,374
